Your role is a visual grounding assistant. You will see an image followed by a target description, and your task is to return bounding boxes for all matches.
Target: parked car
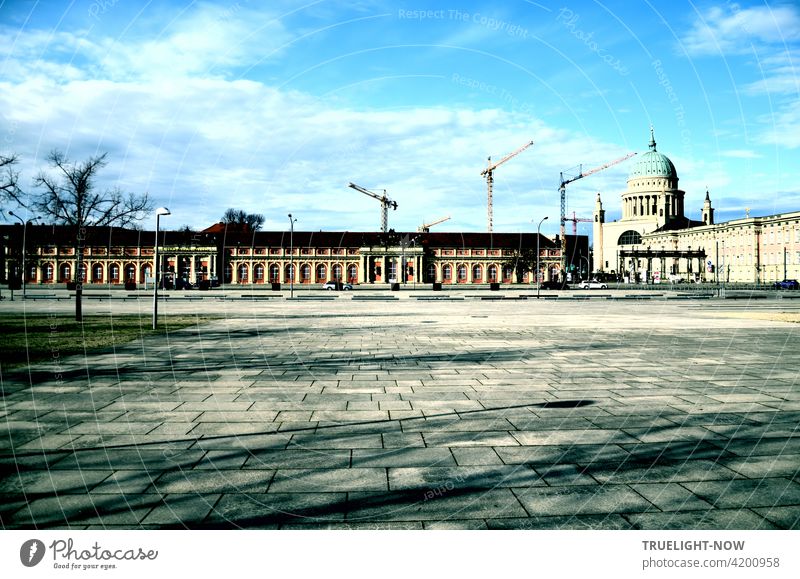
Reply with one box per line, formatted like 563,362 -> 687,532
539,281 -> 570,290
773,279 -> 799,290
580,280 -> 608,289
323,281 -> 353,291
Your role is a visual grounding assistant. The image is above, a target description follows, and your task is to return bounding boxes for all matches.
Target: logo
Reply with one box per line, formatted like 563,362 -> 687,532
20,539 -> 46,567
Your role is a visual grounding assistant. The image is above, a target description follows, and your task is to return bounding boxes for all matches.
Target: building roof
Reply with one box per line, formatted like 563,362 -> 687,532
628,128 -> 678,181
1,224 -> 565,251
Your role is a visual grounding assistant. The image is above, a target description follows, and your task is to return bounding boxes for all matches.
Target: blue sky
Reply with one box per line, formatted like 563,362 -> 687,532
1,0 -> 798,237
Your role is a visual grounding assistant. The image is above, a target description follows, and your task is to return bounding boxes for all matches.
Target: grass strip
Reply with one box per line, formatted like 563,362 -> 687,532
0,313 -> 219,370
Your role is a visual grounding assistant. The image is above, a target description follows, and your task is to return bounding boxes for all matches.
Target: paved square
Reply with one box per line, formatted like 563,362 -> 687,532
1,293 -> 799,529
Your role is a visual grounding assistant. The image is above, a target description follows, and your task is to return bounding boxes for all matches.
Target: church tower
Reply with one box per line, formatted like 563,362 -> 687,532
593,192 -> 605,272
702,190 -> 714,225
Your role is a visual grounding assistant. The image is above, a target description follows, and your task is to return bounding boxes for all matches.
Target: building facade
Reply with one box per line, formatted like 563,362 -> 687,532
1,223 -> 585,288
593,130 -> 800,283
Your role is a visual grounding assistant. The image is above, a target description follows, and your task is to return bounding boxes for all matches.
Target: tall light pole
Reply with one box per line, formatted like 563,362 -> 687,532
8,211 -> 40,300
288,214 -> 297,298
152,207 -> 171,330
536,216 -> 548,298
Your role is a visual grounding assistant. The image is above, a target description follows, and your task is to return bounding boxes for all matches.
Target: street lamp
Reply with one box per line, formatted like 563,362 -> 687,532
152,207 -> 171,330
536,216 -> 548,298
8,211 -> 40,300
288,214 -> 297,298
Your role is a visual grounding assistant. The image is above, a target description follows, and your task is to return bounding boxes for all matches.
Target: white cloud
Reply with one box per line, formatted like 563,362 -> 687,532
681,4 -> 800,56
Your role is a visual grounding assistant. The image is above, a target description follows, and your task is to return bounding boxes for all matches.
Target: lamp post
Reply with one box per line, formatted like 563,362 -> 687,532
536,216 -> 548,298
288,214 -> 297,298
8,211 -> 40,300
152,207 -> 171,330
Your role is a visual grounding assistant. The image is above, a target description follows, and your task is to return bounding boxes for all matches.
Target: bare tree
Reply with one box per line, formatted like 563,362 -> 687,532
1,154 -> 22,206
32,150 -> 153,320
222,207 -> 264,231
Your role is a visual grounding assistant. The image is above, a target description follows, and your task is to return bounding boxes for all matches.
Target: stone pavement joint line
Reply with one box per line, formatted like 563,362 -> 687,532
1,298 -> 798,529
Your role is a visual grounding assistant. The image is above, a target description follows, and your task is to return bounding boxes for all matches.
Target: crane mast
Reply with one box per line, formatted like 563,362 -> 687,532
558,152 -> 636,279
481,140 -> 534,233
348,182 -> 398,233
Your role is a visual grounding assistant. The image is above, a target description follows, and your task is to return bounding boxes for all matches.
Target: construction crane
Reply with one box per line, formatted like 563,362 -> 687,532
558,152 -> 636,278
348,182 -> 397,233
418,216 -> 450,232
565,211 -> 592,236
480,140 -> 534,233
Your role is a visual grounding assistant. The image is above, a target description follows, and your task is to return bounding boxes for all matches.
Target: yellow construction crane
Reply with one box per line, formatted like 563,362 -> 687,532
418,215 -> 451,232
558,152 -> 636,278
480,140 -> 534,232
348,182 -> 397,233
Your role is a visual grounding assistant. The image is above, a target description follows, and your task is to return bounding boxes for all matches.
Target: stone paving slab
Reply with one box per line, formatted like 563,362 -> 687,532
1,296 -> 799,529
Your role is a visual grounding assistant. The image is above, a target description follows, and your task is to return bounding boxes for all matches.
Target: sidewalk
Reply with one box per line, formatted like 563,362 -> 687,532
1,298 -> 798,529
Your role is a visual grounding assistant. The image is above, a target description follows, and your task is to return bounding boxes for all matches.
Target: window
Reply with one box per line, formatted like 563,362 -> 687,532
254,264 -> 264,281
347,264 -> 357,283
427,263 -> 436,282
238,264 -> 248,282
488,264 -> 497,282
285,264 -> 295,282
332,264 -> 342,280
618,230 -> 642,245
301,264 -> 311,282
457,264 -> 467,282
387,260 -> 396,280
443,265 -> 452,281
110,265 -> 119,282
44,264 -> 54,282
472,265 -> 482,282
316,264 -> 326,282
125,264 -> 136,281
93,264 -> 103,282
270,264 -> 280,282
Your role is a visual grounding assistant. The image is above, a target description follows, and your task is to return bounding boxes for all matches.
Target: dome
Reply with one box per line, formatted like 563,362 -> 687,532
627,129 -> 677,181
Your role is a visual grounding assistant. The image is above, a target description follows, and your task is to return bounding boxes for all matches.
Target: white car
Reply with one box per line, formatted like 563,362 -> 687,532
580,280 -> 608,289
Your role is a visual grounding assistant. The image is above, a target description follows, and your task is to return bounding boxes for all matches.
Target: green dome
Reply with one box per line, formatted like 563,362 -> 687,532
627,129 -> 677,181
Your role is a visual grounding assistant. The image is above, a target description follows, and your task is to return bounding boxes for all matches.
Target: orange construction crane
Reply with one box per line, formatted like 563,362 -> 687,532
565,211 -> 592,236
480,140 -> 534,232
558,152 -> 636,278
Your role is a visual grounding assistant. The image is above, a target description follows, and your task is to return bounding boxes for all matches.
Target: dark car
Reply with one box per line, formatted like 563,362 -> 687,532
323,281 -> 353,291
539,281 -> 570,290
773,279 -> 799,290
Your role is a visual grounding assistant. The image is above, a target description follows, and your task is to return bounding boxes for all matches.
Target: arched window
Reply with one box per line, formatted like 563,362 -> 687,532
301,264 -> 311,283
503,266 -> 514,282
443,264 -> 452,281
237,264 -> 248,282
254,264 -> 264,282
316,264 -> 326,282
43,264 -> 54,282
618,230 -> 642,245
125,264 -> 136,281
488,264 -> 498,282
285,264 -> 294,282
269,264 -> 280,283
427,263 -> 436,283
93,264 -> 104,283
347,264 -> 358,283
457,264 -> 467,282
332,264 -> 342,280
472,264 -> 482,282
